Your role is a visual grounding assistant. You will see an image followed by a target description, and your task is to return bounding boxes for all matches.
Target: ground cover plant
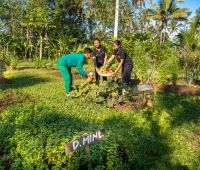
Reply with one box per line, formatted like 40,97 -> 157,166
0,0 -> 200,169
0,68 -> 199,169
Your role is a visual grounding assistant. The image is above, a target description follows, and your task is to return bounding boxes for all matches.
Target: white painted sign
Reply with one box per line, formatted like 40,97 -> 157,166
64,129 -> 105,154
137,84 -> 154,92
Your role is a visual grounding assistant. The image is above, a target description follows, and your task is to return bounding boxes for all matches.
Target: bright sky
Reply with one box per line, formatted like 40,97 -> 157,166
151,0 -> 200,16
179,0 -> 200,16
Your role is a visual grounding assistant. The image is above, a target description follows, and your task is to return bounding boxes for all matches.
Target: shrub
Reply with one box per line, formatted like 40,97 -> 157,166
9,56 -> 20,70
33,59 -> 49,69
121,34 -> 179,84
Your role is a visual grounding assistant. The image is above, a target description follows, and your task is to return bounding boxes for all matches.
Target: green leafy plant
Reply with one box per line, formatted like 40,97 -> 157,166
122,33 -> 179,84
9,56 -> 19,70
33,59 -> 49,69
176,16 -> 200,84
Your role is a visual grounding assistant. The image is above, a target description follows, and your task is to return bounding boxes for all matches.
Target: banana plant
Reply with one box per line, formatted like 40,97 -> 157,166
176,16 -> 200,84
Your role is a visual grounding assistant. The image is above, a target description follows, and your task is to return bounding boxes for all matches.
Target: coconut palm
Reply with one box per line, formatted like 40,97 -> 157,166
147,0 -> 188,42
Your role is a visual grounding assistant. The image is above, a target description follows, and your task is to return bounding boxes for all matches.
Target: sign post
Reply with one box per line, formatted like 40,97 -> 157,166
64,129 -> 105,169
64,129 -> 105,154
137,83 -> 154,92
85,145 -> 92,170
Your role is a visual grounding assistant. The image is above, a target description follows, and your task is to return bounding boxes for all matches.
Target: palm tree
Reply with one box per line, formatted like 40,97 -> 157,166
147,0 -> 188,43
114,0 -> 119,38
113,0 -> 153,38
195,7 -> 200,38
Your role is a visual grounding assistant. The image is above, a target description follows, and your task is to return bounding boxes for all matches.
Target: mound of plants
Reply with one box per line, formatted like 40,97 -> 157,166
70,79 -> 154,109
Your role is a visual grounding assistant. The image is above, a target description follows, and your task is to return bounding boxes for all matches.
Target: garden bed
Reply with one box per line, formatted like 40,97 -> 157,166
114,101 -> 145,111
157,85 -> 200,96
52,71 -> 83,80
0,90 -> 32,112
52,71 -> 200,96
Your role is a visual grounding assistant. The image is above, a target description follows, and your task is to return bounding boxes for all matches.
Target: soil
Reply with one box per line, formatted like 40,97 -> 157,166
193,80 -> 200,86
52,71 -> 62,77
3,159 -> 12,169
52,71 -> 84,80
0,78 -> 12,84
52,71 -> 200,96
176,78 -> 200,86
114,104 -> 135,110
114,99 -> 145,111
196,131 -> 200,151
0,147 -> 12,169
41,68 -> 51,71
0,90 -> 32,112
157,85 -> 200,96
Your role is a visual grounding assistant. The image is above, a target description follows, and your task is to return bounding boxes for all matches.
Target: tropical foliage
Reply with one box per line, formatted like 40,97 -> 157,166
0,1 -> 200,169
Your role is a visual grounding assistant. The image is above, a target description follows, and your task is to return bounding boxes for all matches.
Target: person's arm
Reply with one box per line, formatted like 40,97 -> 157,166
93,57 -> 97,68
115,59 -> 124,74
94,58 -> 100,73
103,53 -> 107,66
114,49 -> 125,74
106,55 -> 115,64
77,57 -> 87,77
92,49 -> 98,68
103,47 -> 108,66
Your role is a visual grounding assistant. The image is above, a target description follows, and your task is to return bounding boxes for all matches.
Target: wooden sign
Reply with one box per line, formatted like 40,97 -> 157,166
64,129 -> 105,154
137,84 -> 154,92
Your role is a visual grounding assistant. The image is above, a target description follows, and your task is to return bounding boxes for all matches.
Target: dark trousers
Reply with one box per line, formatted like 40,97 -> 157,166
122,64 -> 133,84
95,61 -> 107,81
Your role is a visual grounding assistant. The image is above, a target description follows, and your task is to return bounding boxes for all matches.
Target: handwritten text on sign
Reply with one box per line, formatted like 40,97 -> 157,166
64,129 -> 105,154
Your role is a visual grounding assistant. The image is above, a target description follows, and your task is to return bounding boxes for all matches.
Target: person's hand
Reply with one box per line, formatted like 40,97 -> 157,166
114,70 -> 118,76
103,61 -> 107,66
87,74 -> 93,79
87,72 -> 94,81
95,68 -> 100,73
87,75 -> 93,81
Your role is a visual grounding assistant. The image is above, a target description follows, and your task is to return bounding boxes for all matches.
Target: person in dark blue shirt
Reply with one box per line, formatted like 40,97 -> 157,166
92,38 -> 108,82
106,40 -> 133,85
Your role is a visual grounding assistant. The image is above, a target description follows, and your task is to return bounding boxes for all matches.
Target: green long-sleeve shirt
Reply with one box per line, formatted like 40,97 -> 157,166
58,53 -> 87,77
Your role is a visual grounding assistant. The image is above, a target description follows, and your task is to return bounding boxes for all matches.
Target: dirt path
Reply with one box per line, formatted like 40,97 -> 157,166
52,71 -> 84,80
0,78 -> 12,85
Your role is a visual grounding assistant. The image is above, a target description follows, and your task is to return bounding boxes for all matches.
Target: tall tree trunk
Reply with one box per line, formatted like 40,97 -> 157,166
160,31 -> 163,43
39,35 -> 43,60
114,0 -> 119,38
88,0 -> 93,39
14,47 -> 16,56
88,18 -> 93,39
139,5 -> 143,33
24,47 -> 27,59
28,30 -> 33,59
45,31 -> 49,58
6,44 -> 9,56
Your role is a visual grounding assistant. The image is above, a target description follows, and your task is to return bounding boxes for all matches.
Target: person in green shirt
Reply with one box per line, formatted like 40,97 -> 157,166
57,48 -> 93,96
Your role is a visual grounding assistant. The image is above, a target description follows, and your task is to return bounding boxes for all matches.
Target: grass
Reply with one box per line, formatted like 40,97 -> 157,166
0,68 -> 200,170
